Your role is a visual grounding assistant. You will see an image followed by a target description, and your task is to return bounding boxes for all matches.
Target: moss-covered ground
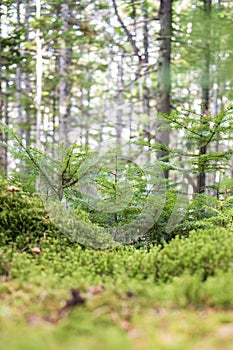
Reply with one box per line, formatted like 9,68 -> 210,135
1,240 -> 233,350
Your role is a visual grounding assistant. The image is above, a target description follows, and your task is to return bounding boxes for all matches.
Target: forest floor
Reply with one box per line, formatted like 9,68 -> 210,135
0,245 -> 233,350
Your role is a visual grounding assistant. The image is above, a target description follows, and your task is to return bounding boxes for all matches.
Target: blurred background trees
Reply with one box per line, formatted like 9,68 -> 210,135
1,0 -> 233,198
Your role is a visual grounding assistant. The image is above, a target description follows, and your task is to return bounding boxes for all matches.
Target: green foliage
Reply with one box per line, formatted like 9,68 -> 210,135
76,155 -> 149,229
177,193 -> 233,235
161,107 -> 233,193
146,190 -> 180,243
5,127 -> 233,248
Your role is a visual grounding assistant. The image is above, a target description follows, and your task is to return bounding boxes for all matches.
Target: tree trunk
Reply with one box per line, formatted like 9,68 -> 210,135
4,79 -> 9,172
0,1 -> 6,172
25,0 -> 31,147
35,0 -> 43,148
116,53 -> 124,145
16,0 -> 23,140
59,3 -> 72,145
197,0 -> 211,194
142,1 -> 151,155
157,0 -> 172,179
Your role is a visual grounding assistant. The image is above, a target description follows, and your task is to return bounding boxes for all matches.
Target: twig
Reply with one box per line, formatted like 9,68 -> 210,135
112,0 -> 142,62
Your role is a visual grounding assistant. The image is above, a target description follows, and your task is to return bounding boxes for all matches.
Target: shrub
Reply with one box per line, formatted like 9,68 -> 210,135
176,193 -> 233,236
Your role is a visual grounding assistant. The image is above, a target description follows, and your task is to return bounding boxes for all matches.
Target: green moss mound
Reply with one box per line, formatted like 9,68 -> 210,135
0,177 -> 56,246
0,176 -> 115,249
156,228 -> 233,281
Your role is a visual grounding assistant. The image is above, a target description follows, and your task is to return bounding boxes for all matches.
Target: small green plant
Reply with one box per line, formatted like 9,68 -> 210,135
176,193 -> 233,236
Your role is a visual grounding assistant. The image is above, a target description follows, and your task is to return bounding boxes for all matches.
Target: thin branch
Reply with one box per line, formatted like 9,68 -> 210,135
112,65 -> 158,99
126,16 -> 159,28
112,0 -> 142,62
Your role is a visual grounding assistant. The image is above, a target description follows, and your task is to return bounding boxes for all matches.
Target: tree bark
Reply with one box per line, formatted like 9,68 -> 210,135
25,0 -> 31,147
35,0 -> 43,148
116,53 -> 124,145
4,79 -> 9,172
16,0 -> 23,140
157,0 -> 172,179
0,0 -> 6,172
142,1 -> 151,153
59,3 -> 72,145
197,0 -> 212,194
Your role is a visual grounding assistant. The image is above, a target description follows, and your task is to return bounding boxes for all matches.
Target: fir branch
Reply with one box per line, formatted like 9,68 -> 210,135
204,107 -> 233,147
5,126 -> 61,199
158,112 -> 201,137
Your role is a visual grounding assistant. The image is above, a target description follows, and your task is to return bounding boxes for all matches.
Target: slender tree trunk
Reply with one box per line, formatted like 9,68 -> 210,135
157,0 -> 172,179
16,0 -> 23,140
52,89 -> 57,156
116,53 -> 124,145
213,83 -> 220,198
59,3 -> 72,145
35,0 -> 43,148
51,55 -> 59,156
197,0 -> 211,194
85,86 -> 91,147
4,79 -> 8,172
214,0 -> 221,198
84,50 -> 91,148
142,1 -> 151,155
0,0 -> 6,172
25,0 -> 31,147
101,63 -> 112,145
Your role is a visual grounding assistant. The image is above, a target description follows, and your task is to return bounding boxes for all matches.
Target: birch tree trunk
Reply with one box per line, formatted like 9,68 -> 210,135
157,0 -> 172,179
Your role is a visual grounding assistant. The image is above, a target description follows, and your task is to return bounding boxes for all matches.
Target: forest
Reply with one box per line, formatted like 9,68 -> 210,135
0,0 -> 233,349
